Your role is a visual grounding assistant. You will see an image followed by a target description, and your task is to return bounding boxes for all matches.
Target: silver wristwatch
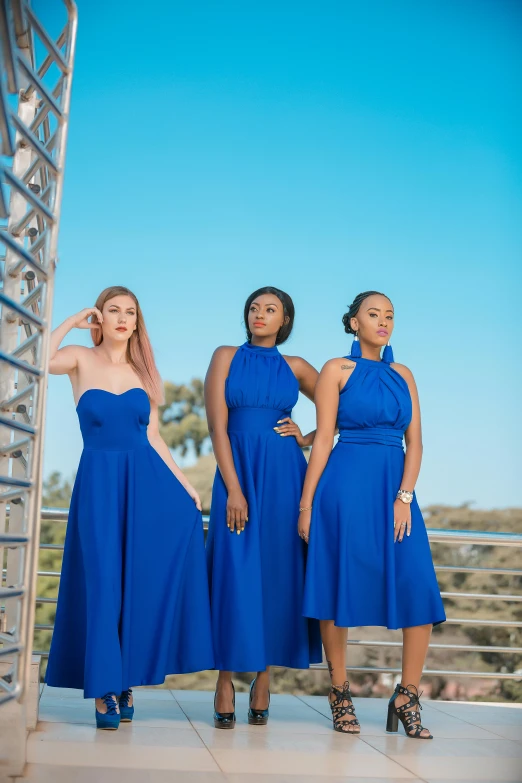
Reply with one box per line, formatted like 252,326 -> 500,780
396,489 -> 414,504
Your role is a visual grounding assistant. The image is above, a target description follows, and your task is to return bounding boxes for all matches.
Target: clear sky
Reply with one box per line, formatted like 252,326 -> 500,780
39,0 -> 521,508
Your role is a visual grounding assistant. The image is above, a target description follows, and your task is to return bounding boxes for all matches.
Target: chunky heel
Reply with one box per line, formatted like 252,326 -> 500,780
248,677 -> 270,726
386,684 -> 433,739
214,681 -> 236,729
386,704 -> 399,733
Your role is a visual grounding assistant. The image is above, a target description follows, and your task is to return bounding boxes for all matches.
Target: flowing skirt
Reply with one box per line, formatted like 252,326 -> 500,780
303,442 -> 446,629
46,444 -> 215,698
206,407 -> 322,671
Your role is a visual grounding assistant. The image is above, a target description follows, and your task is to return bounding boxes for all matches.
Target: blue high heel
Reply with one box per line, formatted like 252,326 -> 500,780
248,677 -> 270,725
95,693 -> 120,730
119,688 -> 134,722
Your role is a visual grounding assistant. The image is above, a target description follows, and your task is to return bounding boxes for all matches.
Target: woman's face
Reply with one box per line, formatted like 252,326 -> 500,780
248,293 -> 287,341
351,293 -> 394,348
101,295 -> 138,342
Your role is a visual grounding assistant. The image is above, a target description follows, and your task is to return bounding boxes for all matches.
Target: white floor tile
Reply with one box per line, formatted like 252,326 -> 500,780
19,765 -> 226,782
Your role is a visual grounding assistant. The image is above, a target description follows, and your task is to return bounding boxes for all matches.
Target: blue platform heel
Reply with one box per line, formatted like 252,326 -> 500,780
119,688 -> 134,722
95,693 -> 120,730
248,677 -> 270,725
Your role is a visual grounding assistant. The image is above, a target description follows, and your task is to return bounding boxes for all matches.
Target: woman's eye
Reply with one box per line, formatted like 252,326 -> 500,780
369,313 -> 377,317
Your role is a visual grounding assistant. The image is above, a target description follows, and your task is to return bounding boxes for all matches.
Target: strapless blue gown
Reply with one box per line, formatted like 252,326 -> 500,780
206,343 -> 322,671
303,356 -> 446,629
46,388 -> 214,698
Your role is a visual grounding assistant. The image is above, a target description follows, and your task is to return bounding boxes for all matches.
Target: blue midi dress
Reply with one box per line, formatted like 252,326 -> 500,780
206,342 -> 322,671
46,388 -> 215,698
303,356 -> 446,629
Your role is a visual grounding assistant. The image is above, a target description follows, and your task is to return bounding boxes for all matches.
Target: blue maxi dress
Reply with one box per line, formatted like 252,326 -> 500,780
303,356 -> 446,629
206,342 -> 322,671
46,388 -> 215,698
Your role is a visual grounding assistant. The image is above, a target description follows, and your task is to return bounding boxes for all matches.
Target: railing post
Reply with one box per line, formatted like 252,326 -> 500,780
0,2 -> 77,776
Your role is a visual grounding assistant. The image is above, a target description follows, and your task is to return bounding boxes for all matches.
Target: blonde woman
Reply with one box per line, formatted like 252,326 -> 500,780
46,286 -> 214,728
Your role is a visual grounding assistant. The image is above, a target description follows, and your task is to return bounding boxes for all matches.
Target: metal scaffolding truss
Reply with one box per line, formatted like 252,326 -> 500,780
0,0 -> 77,723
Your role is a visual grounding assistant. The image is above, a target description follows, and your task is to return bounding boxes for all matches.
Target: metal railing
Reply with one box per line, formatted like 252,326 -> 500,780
0,0 -> 77,755
32,507 -> 522,680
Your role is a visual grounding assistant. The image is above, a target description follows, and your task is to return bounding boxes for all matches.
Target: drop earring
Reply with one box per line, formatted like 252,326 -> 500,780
383,341 -> 394,363
350,331 -> 362,358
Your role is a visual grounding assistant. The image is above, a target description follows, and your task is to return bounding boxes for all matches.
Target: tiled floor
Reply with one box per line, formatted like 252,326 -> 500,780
11,686 -> 522,782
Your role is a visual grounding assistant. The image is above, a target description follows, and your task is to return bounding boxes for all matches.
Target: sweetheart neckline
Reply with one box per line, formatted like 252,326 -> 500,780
76,387 -> 147,409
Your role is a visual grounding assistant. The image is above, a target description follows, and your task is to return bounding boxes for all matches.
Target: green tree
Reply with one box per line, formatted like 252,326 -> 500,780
159,379 -> 209,457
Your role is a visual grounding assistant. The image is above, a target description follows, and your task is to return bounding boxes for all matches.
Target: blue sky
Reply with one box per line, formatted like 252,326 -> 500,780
39,0 -> 521,508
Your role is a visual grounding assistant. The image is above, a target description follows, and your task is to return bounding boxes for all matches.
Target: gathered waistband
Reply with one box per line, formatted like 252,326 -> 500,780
82,435 -> 149,451
338,427 -> 404,448
227,407 -> 289,433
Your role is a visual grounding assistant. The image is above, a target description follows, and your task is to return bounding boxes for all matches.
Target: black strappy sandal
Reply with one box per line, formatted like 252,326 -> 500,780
328,681 -> 360,734
386,683 -> 433,739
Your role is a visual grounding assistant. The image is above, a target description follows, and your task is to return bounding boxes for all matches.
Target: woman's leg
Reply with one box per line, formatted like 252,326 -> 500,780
251,666 -> 270,709
215,670 -> 235,713
321,620 -> 348,685
394,624 -> 432,737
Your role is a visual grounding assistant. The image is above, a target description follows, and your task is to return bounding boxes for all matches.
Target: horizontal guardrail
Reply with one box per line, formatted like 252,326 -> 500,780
10,508 -> 522,680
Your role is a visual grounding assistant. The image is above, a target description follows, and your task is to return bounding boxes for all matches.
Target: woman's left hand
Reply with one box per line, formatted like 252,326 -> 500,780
393,499 -> 411,542
274,417 -> 309,447
188,487 -> 202,511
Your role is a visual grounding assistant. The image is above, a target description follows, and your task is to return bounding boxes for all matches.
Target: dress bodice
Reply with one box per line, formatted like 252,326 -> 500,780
337,358 -> 412,447
225,342 -> 299,413
77,388 -> 150,450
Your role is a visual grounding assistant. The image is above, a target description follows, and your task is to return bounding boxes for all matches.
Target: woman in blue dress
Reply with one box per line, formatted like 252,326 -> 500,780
45,286 -> 214,729
205,286 -> 322,728
299,291 -> 445,739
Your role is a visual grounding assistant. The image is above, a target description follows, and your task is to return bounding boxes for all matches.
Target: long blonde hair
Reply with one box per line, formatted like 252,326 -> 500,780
92,286 -> 164,405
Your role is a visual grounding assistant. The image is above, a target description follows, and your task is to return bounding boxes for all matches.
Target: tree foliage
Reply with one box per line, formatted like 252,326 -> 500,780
159,378 -> 210,457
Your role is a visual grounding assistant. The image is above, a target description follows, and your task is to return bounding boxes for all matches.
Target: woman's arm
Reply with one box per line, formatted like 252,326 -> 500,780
147,403 -> 202,510
48,308 -> 102,376
278,355 -> 319,447
297,359 -> 343,540
204,346 -> 247,533
391,363 -> 423,542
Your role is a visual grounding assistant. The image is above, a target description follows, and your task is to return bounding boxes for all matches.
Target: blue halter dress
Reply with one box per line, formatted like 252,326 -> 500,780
46,388 -> 215,698
206,342 -> 322,671
303,356 -> 446,629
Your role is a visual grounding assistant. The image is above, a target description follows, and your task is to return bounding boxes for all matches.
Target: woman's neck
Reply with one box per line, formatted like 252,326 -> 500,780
95,339 -> 128,364
359,343 -> 382,361
250,337 -> 277,348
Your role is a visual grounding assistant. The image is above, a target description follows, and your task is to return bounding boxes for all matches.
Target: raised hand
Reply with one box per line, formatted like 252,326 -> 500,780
69,307 -> 103,330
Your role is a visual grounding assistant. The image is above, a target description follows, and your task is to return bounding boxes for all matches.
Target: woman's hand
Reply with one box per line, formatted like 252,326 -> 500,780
69,307 -> 103,330
274,417 -> 311,447
226,488 -> 248,534
393,499 -> 411,543
298,508 -> 312,543
187,486 -> 202,511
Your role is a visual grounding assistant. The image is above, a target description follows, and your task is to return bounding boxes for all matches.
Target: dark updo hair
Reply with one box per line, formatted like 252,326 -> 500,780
342,290 -> 393,334
244,286 -> 295,345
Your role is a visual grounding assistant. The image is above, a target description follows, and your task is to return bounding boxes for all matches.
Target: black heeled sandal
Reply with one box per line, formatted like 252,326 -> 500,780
248,677 -> 270,725
386,683 -> 433,739
214,681 -> 236,730
328,681 -> 360,734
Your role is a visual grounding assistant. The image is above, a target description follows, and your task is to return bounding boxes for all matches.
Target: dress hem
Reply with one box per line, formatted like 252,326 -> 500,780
303,612 -> 446,631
